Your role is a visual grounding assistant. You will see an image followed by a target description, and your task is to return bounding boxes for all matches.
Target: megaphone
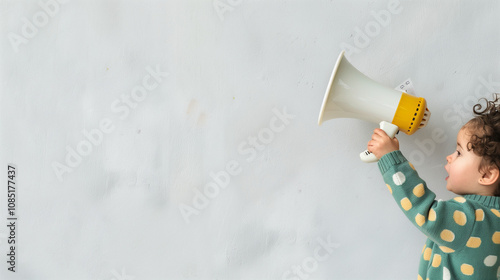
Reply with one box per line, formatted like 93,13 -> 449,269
318,51 -> 431,163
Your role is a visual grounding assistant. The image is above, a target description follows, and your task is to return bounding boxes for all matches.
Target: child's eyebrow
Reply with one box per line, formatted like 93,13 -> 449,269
457,142 -> 463,149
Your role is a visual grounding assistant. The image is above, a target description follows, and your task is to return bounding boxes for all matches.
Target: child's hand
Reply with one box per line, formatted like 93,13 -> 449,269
367,128 -> 400,159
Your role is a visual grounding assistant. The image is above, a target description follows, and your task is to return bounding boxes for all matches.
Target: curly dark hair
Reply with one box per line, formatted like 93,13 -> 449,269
464,94 -> 500,196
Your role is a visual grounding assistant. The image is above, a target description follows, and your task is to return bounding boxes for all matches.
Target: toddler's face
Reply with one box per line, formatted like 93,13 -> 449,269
445,128 -> 484,195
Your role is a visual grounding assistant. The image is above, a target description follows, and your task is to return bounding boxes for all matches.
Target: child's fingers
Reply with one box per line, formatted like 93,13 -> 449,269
371,130 -> 387,142
373,128 -> 389,138
368,128 -> 400,157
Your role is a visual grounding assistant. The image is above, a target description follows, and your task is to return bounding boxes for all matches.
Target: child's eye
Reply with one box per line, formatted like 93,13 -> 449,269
456,150 -> 461,156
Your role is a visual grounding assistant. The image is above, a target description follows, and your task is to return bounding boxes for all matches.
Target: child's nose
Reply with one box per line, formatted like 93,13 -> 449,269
446,154 -> 453,163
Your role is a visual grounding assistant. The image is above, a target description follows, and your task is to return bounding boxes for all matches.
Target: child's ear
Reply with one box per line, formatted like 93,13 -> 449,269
479,165 -> 500,186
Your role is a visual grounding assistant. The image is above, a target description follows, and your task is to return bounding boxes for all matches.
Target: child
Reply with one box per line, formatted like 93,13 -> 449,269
368,96 -> 500,279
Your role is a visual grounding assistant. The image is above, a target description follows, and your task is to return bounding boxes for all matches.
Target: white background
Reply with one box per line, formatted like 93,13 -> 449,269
1,0 -> 500,279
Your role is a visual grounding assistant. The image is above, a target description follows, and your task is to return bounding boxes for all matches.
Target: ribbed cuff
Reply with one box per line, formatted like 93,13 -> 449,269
378,150 -> 407,174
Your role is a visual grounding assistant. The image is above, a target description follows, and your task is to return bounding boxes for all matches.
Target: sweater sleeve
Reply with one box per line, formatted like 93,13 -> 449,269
378,151 -> 475,252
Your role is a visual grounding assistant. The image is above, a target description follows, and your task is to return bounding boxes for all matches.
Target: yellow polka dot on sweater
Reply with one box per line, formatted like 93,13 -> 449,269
461,264 -> 474,276
441,229 -> 455,242
453,210 -> 467,226
439,246 -> 455,253
386,184 -> 392,194
417,275 -> 423,280
454,197 -> 466,203
428,209 -> 437,221
492,232 -> 500,244
423,247 -> 432,261
475,209 -> 485,221
491,209 -> 500,217
432,254 -> 441,267
415,213 -> 425,226
401,197 -> 412,211
466,237 -> 481,248
413,183 -> 425,197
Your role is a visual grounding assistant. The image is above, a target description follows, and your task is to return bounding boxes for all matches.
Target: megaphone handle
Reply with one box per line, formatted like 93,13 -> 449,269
360,121 -> 399,163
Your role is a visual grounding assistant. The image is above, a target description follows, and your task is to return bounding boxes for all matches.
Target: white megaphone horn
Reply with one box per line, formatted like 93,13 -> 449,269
318,51 -> 431,163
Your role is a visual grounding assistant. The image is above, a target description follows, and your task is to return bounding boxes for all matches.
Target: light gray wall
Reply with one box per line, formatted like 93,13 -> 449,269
1,0 -> 500,279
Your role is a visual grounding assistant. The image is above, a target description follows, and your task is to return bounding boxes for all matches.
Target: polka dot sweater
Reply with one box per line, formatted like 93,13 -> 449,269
378,151 -> 500,280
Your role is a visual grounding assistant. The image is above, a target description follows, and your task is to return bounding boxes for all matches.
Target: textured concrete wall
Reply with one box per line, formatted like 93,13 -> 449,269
1,0 -> 500,279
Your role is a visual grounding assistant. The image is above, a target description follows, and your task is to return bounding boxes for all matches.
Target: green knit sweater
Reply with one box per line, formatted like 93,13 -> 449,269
378,151 -> 500,280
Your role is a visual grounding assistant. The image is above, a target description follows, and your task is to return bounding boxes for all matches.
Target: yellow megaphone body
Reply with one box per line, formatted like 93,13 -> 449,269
318,51 -> 431,162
